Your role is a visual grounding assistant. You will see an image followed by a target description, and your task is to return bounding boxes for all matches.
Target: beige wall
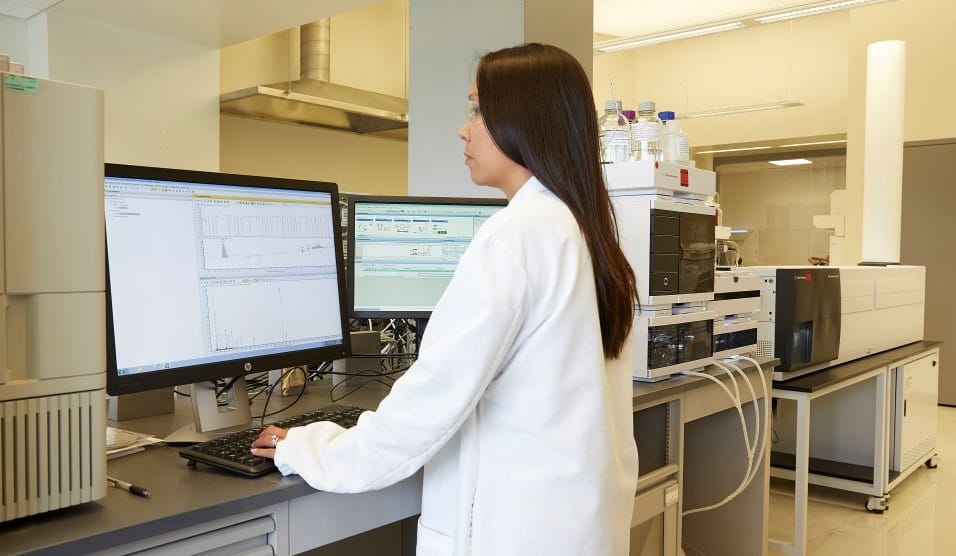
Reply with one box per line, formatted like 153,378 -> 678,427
220,115 -> 406,195
592,47 -> 636,113
220,0 -> 408,194
44,11 -> 220,171
331,0 -> 407,97
719,157 -> 845,266
592,11 -> 849,147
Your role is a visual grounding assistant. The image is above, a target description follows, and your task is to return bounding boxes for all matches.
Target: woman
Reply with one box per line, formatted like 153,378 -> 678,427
252,43 -> 639,555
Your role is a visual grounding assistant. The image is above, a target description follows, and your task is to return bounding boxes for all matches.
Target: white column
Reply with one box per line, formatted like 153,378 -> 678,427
861,40 -> 906,264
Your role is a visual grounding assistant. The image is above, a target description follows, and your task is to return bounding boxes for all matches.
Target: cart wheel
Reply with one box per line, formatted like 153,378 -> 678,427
926,455 -> 939,469
866,496 -> 889,513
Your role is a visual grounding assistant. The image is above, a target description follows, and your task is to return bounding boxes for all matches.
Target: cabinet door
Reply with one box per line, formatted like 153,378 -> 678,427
892,352 -> 939,471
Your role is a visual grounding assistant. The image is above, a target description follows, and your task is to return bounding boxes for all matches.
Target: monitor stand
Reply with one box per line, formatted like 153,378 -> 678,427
164,377 -> 253,444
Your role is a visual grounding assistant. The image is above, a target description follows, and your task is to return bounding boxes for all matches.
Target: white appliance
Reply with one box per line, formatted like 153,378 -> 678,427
0,73 -> 106,522
605,160 -> 715,201
607,161 -> 718,380
708,269 -> 761,360
753,265 -> 925,381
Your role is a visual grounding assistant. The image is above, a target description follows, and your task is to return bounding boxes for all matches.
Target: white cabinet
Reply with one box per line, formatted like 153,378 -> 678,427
892,351 -> 939,472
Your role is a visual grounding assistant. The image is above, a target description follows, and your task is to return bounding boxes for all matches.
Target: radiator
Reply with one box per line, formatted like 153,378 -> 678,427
1,390 -> 106,522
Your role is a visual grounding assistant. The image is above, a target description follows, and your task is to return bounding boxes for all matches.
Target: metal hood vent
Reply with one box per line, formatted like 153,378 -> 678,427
220,20 -> 408,138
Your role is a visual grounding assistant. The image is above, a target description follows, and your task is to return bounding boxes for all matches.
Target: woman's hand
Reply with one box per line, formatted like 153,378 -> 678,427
250,425 -> 288,459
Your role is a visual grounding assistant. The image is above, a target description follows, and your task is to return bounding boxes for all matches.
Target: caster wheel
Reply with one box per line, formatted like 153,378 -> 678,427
866,496 -> 889,513
926,455 -> 939,469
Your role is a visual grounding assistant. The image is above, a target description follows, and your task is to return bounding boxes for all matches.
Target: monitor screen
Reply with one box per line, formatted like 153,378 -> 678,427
104,165 -> 349,395
348,195 -> 506,318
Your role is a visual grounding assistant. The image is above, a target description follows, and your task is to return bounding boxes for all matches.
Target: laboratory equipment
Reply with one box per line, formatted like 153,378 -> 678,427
607,161 -> 718,380
753,265 -> 925,380
0,74 -> 106,522
708,269 -> 761,359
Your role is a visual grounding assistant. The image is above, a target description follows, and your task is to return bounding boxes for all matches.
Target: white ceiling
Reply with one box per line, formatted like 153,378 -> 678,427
5,0 -> 378,47
0,0 -> 63,18
594,0 -> 839,38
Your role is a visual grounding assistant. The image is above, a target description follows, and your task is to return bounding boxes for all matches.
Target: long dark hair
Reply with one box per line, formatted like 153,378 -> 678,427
476,43 -> 637,360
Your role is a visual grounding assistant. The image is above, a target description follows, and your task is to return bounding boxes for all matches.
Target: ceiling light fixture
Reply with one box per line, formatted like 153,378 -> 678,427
683,101 -> 804,119
594,21 -> 745,52
769,158 -> 814,166
695,146 -> 772,155
778,139 -> 848,147
754,0 -> 895,24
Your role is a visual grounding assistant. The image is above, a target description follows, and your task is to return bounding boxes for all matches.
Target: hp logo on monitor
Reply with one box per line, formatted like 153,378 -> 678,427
244,362 -> 252,371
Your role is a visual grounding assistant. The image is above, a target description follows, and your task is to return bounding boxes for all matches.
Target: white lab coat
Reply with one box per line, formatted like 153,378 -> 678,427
275,176 -> 639,555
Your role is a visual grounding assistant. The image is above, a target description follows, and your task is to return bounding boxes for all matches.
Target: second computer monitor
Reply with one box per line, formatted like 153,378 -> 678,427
348,195 -> 507,318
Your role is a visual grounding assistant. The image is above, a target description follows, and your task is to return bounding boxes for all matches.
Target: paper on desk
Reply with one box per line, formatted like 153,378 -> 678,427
106,426 -> 163,460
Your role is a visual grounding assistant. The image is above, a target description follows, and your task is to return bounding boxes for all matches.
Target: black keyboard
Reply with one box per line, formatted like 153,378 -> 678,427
179,404 -> 366,477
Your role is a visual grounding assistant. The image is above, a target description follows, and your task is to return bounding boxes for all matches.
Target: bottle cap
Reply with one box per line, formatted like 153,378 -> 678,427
604,100 -> 623,110
621,110 -> 636,121
638,100 -> 656,112
658,111 -> 676,121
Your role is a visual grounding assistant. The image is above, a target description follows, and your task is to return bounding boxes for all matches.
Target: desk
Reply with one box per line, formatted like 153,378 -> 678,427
769,341 -> 941,556
2,357 -> 777,556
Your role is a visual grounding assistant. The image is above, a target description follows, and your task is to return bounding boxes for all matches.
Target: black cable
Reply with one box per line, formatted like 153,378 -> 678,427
261,374 -> 309,419
331,376 -> 395,403
173,389 -> 191,397
215,376 -> 242,399
329,368 -> 397,403
259,366 -> 305,426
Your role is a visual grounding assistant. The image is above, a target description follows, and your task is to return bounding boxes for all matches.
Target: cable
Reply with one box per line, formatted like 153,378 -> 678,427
214,376 -> 242,399
260,369 -> 309,420
716,360 -> 760,469
682,357 -> 770,517
259,366 -> 305,426
680,368 -> 751,502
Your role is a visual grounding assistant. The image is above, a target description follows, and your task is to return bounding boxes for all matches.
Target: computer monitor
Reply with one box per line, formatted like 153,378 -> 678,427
347,195 -> 507,320
104,164 -> 349,439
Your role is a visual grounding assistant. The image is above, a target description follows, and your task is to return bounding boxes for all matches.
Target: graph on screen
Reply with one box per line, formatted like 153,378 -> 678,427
199,204 -> 335,270
205,278 -> 338,352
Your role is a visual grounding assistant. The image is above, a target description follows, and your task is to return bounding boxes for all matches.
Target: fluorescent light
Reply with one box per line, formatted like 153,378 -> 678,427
595,22 -> 745,52
754,0 -> 894,24
778,139 -> 848,147
769,158 -> 813,166
684,101 -> 803,119
730,228 -> 751,235
695,146 -> 772,155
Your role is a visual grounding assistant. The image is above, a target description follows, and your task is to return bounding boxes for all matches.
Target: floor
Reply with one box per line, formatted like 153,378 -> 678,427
768,405 -> 956,555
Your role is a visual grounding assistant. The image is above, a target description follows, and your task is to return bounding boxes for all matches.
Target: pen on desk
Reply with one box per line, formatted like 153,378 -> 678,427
107,476 -> 150,498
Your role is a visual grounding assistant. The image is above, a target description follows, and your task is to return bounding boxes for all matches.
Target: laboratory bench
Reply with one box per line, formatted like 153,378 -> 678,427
1,356 -> 778,556
769,340 -> 941,556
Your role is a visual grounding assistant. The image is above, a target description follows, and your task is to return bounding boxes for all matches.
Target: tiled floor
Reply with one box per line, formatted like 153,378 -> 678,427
768,405 -> 956,555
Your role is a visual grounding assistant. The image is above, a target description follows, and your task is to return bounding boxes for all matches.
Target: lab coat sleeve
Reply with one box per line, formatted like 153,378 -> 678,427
274,233 -> 531,493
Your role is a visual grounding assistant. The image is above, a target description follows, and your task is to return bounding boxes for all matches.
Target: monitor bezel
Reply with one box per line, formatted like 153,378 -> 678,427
104,163 -> 352,396
347,194 -> 507,319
